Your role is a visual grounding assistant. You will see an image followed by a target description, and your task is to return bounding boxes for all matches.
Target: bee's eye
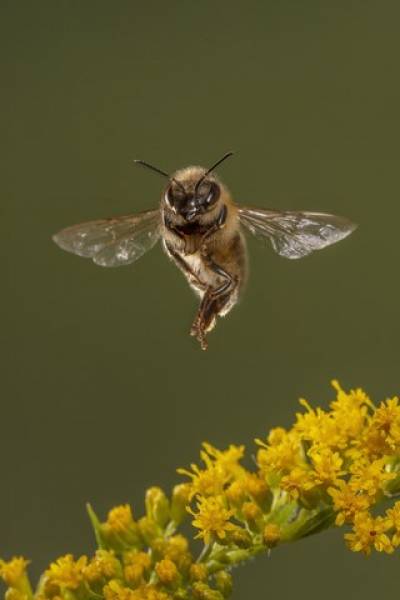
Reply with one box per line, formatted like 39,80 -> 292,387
166,185 -> 185,207
197,181 -> 220,207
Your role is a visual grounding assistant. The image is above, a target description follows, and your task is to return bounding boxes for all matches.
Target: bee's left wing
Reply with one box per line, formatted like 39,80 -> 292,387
238,206 -> 357,259
53,209 -> 161,267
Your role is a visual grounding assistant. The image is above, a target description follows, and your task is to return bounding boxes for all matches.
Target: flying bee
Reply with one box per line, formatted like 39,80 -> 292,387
53,152 -> 357,350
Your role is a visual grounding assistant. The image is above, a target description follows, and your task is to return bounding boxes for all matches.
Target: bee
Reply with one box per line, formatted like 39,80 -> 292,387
53,152 -> 356,350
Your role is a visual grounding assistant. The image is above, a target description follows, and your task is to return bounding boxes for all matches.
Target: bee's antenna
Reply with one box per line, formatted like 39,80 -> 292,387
195,151 -> 234,194
134,159 -> 170,179
134,159 -> 186,194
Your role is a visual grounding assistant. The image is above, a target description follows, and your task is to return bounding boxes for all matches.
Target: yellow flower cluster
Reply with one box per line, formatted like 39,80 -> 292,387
2,382 -> 400,600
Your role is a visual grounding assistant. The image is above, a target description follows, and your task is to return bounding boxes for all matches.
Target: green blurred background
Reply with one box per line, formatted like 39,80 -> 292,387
2,0 -> 400,597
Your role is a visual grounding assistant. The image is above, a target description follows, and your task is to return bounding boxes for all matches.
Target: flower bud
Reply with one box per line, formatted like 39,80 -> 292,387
100,505 -> 141,551
5,590 -> 28,600
192,582 -> 224,600
228,529 -> 252,549
170,484 -> 191,525
241,502 -> 262,530
155,559 -> 179,587
137,516 -> 160,546
4,588 -> 27,600
123,551 -> 151,588
83,550 -> 122,584
189,563 -> 208,582
225,481 -> 246,508
214,571 -> 233,598
145,487 -> 170,529
225,549 -> 250,565
243,474 -> 269,506
263,523 -> 281,547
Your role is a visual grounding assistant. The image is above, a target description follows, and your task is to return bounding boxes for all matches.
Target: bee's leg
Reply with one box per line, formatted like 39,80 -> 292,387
190,256 -> 237,350
189,209 -> 235,349
165,243 -> 205,290
193,289 -> 236,349
167,241 -> 228,350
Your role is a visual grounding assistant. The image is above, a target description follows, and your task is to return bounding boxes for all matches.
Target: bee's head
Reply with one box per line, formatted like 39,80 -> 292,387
164,167 -> 221,222
134,153 -> 233,223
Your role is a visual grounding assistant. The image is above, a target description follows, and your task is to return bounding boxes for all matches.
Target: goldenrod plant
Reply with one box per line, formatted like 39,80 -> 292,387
3,381 -> 400,600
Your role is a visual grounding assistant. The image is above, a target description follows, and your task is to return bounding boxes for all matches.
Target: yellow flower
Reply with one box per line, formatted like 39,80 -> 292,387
295,401 -> 345,450
369,398 -> 400,453
385,501 -> 400,546
349,399 -> 400,460
189,496 -> 238,545
0,557 -> 30,588
353,426 -> 388,459
178,443 -> 244,500
267,427 -> 287,445
328,481 -> 371,525
155,559 -> 179,585
10,381 -> 400,597
280,467 -> 315,499
372,397 -> 400,429
46,554 -> 87,590
256,429 -> 303,474
329,381 -> 370,443
308,446 -> 345,486
201,443 -> 245,478
177,463 -> 227,499
386,501 -> 400,527
330,380 -> 373,412
349,458 -> 395,496
345,512 -> 394,555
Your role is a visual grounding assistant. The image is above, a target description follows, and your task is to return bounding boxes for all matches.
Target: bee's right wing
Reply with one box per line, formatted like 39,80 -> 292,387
52,209 -> 161,267
239,206 -> 356,259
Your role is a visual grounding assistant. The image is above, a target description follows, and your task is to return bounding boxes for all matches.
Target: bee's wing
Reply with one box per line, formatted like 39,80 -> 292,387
53,209 -> 161,267
238,206 -> 357,259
